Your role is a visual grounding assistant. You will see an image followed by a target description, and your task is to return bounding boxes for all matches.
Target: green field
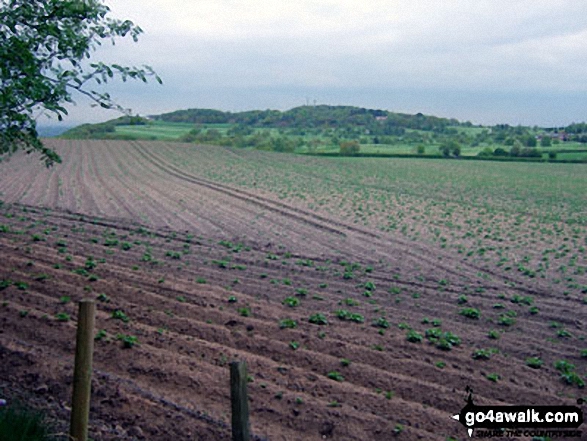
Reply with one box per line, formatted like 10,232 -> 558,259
114,121 -> 197,140
104,120 -> 587,162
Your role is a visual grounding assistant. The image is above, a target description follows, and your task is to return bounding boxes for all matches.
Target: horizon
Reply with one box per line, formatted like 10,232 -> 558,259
38,102 -> 586,135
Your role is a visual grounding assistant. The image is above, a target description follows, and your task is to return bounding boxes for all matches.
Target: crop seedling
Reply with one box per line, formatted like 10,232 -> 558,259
488,330 -> 500,340
554,360 -> 575,373
554,360 -> 585,387
55,312 -> 70,322
472,348 -> 495,360
525,357 -> 543,369
364,281 -> 376,291
326,371 -> 345,382
279,318 -> 298,329
343,270 -> 354,280
165,250 -> 181,259
141,252 -> 153,262
425,329 -> 461,350
309,313 -> 328,325
103,238 -> 119,247
237,307 -> 250,317
14,281 -> 29,291
560,371 -> 585,388
84,257 -> 97,270
372,317 -> 390,329
112,310 -> 129,323
95,329 -> 107,341
117,334 -> 138,348
498,315 -> 515,326
486,373 -> 500,382
406,330 -> 423,343
283,296 -> 300,307
335,309 -> 364,323
459,307 -> 480,319
289,341 -> 300,350
73,268 -> 89,277
293,288 -> 308,298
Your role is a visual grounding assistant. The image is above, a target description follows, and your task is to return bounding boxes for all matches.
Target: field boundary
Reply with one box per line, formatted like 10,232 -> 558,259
305,152 -> 587,163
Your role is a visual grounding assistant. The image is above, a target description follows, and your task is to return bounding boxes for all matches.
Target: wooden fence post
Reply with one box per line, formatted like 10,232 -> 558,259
69,299 -> 96,441
230,361 -> 250,441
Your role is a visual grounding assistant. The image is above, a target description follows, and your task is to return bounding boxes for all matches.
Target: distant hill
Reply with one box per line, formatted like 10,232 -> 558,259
153,105 -> 466,133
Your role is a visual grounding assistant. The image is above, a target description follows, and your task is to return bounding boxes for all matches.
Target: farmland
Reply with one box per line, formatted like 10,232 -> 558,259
0,139 -> 586,440
62,106 -> 587,162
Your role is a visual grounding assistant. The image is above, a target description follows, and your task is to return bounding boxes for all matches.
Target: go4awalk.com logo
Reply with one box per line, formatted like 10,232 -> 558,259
452,387 -> 584,438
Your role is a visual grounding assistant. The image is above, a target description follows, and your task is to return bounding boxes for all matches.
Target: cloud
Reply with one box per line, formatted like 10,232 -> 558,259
52,0 -> 587,126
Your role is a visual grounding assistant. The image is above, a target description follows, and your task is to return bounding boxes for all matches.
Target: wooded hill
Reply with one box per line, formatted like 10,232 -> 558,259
153,105 -> 464,134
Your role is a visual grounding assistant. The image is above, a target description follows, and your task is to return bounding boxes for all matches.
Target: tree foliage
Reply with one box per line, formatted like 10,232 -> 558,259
0,0 -> 161,165
540,136 -> 551,147
439,140 -> 461,158
339,140 -> 360,156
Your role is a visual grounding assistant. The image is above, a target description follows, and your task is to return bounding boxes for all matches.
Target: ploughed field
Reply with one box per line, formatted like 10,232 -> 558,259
0,139 -> 585,440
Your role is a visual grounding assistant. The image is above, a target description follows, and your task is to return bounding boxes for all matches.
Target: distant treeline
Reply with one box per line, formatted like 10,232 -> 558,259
310,151 -> 587,163
154,105 -> 464,135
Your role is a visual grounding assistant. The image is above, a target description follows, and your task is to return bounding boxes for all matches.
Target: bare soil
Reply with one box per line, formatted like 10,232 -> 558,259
0,140 -> 585,440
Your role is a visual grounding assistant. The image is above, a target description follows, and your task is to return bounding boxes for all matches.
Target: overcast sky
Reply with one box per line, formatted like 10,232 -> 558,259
48,0 -> 587,127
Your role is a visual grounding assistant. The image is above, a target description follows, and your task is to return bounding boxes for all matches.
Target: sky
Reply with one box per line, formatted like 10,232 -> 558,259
45,0 -> 587,128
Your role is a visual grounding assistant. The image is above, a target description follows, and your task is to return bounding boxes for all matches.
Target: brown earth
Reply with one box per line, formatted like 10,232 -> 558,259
0,140 -> 585,440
